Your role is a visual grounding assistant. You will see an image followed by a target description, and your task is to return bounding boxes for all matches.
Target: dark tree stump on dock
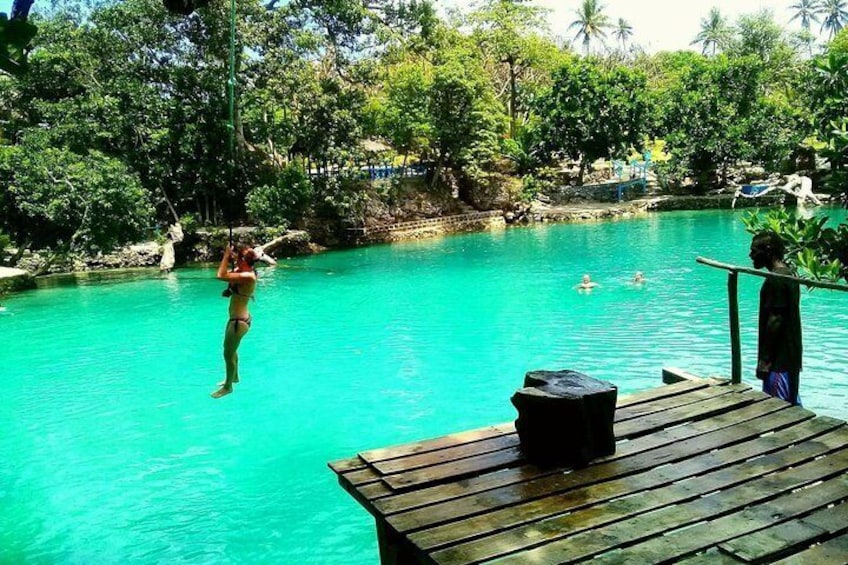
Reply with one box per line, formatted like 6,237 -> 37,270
511,370 -> 617,467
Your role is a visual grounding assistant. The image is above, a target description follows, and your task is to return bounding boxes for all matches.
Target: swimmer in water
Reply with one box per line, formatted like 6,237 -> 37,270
575,274 -> 600,291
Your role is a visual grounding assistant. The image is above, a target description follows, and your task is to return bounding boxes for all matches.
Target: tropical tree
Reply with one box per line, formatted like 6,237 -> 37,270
568,0 -> 610,54
534,58 -> 648,183
657,55 -> 803,187
0,132 -> 154,253
692,7 -> 729,56
612,17 -> 633,52
372,61 -> 433,163
427,45 -> 507,189
789,0 -> 821,31
818,0 -> 848,39
467,0 -> 554,138
727,10 -> 799,85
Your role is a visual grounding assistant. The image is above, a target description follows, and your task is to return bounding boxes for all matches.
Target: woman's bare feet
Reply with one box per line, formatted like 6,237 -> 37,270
211,386 -> 233,399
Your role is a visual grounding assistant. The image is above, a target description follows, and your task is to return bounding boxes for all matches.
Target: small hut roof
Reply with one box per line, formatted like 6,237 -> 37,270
360,139 -> 392,153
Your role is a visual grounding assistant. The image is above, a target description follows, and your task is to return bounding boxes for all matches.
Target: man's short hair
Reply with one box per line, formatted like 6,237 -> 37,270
752,231 -> 786,260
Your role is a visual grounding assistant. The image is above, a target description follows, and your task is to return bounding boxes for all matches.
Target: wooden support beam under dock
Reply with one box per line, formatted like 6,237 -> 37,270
329,376 -> 848,564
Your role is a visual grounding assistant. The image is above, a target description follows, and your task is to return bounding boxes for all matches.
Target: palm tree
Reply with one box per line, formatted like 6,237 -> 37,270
568,0 -> 611,54
818,0 -> 848,39
691,7 -> 728,56
789,0 -> 821,30
612,17 -> 633,52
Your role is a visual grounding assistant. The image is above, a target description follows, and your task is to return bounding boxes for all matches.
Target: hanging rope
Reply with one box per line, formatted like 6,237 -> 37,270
226,0 -> 237,248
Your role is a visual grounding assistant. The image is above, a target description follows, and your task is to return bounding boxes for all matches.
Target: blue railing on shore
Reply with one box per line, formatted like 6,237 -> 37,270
308,163 -> 433,181
576,177 -> 648,202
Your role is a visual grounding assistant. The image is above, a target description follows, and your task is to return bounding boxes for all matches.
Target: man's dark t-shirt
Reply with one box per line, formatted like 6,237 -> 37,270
758,266 -> 802,374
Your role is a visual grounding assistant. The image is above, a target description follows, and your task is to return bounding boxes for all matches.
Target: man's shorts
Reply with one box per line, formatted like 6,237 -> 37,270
762,371 -> 802,406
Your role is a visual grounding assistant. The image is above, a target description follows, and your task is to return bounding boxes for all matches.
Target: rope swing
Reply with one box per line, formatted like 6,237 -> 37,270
226,0 -> 237,249
162,0 -> 238,247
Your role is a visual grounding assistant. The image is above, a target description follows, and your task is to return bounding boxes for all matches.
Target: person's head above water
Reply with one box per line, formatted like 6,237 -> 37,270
576,274 -> 599,289
633,271 -> 645,283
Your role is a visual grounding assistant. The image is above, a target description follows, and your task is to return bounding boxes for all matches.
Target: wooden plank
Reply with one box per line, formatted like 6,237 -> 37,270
772,532 -> 848,564
609,395 -> 783,461
362,380 -> 719,475
328,456 -> 367,474
419,422 -> 846,559
358,481 -> 395,501
411,418 -> 845,554
387,406 -> 817,533
372,434 -> 520,476
373,383 -> 738,475
590,468 -> 848,565
613,383 -> 745,423
590,457 -> 848,565
662,366 -> 704,384
359,423 -> 515,465
616,377 -> 712,407
373,382 -> 734,478
383,385 -> 754,491
613,384 -> 752,439
719,501 -> 848,562
405,398 -> 786,542
373,395 -> 789,516
358,380 -> 720,467
343,465 -> 383,487
488,453 -> 848,565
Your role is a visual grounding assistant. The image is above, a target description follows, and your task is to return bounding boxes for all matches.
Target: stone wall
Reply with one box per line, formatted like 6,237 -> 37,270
354,211 -> 506,244
14,242 -> 162,275
548,181 -> 647,205
645,194 -> 784,211
0,267 -> 36,293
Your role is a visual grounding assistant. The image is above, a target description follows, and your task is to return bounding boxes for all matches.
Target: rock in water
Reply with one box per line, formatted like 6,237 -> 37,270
511,370 -> 617,467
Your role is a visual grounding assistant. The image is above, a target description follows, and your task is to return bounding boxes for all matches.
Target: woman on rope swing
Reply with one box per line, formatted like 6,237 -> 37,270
213,243 -> 260,399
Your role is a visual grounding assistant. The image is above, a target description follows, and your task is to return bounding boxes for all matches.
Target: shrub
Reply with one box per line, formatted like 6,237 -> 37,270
246,164 -> 313,228
1,139 -> 154,253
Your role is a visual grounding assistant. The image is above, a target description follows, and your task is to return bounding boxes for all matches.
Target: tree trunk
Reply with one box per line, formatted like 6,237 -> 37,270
508,56 -> 517,139
11,0 -> 35,20
431,152 -> 445,190
578,156 -> 587,186
161,186 -> 180,224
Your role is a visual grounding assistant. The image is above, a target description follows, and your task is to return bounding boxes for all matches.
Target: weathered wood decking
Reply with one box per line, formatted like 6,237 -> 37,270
329,377 -> 848,564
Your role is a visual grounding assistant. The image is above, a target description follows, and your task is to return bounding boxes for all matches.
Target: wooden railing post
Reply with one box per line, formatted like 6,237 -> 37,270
727,270 -> 742,384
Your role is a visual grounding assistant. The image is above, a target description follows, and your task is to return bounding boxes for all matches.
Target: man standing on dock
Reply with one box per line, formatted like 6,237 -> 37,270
749,231 -> 803,406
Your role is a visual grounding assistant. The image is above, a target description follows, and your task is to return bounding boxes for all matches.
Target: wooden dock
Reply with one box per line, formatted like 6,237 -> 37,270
329,377 -> 848,564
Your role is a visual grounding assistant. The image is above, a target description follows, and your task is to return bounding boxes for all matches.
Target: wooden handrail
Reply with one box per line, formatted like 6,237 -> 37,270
696,255 -> 848,385
696,257 -> 848,292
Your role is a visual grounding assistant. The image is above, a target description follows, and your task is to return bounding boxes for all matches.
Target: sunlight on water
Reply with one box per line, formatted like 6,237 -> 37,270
1,208 -> 846,563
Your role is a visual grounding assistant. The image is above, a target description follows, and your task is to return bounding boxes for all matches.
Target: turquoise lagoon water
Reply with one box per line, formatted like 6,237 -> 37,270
1,208 -> 847,563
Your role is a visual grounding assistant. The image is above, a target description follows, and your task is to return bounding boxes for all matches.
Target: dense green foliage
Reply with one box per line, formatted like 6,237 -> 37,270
744,209 -> 848,282
0,0 -> 847,261
534,59 -> 647,182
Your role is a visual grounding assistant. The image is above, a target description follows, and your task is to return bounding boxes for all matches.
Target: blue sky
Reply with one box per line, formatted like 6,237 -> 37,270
1,0 -> 828,53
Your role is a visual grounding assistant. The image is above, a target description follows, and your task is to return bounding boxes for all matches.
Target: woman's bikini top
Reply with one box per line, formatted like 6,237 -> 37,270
222,270 -> 256,300
226,282 -> 254,300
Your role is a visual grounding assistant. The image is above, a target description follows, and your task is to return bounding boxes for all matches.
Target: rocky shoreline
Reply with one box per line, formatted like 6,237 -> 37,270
0,193 -> 802,294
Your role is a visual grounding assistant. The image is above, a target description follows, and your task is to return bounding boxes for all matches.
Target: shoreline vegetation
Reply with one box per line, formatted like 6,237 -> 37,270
0,191 -> 806,294
2,2 -> 847,293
